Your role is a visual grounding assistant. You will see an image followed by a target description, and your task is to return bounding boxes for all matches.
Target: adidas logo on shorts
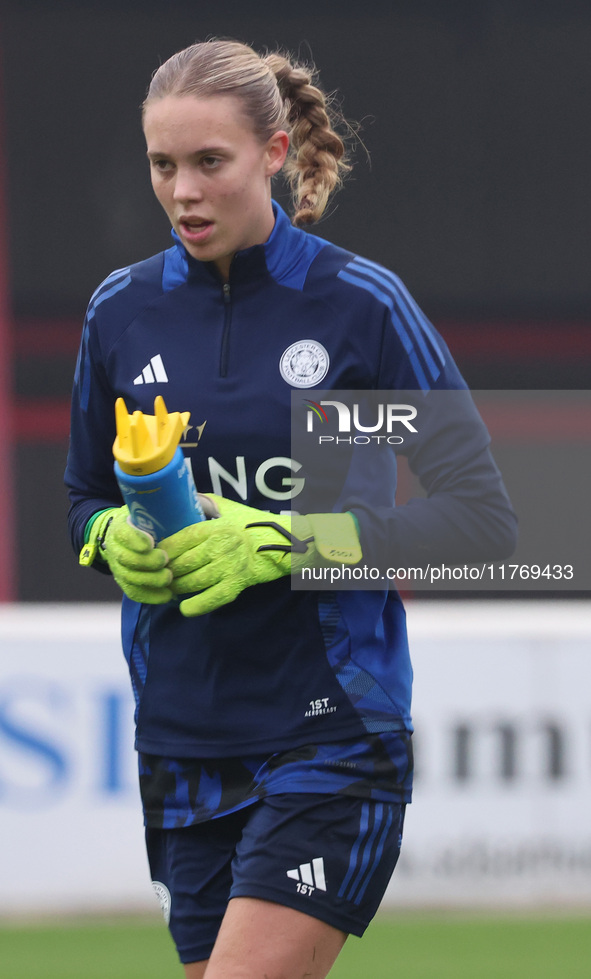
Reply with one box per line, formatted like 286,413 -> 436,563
287,857 -> 327,894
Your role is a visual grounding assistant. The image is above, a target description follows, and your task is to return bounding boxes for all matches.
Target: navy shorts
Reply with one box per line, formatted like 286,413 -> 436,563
146,792 -> 406,965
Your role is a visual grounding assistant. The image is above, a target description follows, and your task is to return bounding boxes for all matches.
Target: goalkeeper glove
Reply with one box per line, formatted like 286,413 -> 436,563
79,507 -> 174,604
159,494 -> 362,617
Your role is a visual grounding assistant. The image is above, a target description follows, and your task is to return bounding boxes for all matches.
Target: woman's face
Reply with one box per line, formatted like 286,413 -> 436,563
144,94 -> 289,280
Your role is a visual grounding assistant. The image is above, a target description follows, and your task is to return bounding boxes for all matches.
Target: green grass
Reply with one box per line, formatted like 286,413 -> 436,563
1,911 -> 591,978
336,912 -> 591,979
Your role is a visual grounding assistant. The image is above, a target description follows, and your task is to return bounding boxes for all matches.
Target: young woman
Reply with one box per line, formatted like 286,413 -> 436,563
66,39 -> 516,979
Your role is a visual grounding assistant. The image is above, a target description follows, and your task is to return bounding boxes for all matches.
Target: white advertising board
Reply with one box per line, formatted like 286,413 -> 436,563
0,601 -> 590,914
390,601 -> 591,908
0,605 -> 146,915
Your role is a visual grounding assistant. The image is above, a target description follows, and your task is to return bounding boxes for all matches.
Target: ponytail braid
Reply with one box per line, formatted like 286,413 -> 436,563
264,53 -> 351,226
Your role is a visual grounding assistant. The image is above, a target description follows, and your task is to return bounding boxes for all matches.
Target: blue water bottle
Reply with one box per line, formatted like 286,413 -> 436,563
112,395 -> 204,542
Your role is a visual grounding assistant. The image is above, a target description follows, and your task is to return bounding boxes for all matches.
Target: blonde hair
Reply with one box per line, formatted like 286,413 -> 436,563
143,39 -> 351,227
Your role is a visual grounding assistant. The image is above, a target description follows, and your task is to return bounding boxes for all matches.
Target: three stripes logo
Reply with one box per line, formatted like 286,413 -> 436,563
134,354 -> 169,385
338,802 -> 395,906
287,857 -> 327,895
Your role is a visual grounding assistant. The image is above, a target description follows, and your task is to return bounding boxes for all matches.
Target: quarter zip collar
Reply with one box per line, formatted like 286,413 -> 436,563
170,201 -> 328,290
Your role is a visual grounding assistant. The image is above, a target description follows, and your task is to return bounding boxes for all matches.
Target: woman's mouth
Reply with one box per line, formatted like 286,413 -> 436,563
179,218 -> 214,244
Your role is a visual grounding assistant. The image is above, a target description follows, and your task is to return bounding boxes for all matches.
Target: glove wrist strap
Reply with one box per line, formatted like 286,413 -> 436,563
79,508 -> 119,567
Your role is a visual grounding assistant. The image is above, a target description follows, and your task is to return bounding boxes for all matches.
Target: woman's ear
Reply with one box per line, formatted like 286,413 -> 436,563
265,130 -> 290,176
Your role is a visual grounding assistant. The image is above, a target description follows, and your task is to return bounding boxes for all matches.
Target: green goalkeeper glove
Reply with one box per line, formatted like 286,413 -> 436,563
159,494 -> 362,617
79,507 -> 174,605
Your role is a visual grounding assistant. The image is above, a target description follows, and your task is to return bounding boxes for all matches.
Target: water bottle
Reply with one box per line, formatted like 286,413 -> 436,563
112,395 -> 204,542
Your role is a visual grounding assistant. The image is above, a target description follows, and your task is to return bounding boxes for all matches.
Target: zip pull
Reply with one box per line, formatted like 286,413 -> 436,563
223,282 -> 231,302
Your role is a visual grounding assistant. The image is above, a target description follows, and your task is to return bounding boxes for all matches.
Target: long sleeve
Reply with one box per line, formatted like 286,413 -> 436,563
64,295 -> 124,560
328,262 -> 518,570
347,389 -> 518,570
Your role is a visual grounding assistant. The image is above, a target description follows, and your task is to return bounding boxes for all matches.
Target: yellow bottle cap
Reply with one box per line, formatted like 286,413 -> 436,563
113,396 -> 190,476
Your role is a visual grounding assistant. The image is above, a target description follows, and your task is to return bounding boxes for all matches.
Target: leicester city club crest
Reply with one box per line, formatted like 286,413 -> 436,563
279,340 -> 329,388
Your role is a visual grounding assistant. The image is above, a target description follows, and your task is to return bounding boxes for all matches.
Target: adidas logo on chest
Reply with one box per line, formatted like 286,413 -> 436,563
134,354 -> 168,385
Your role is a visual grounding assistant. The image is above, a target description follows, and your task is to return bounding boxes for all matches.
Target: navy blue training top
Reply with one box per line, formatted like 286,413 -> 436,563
65,202 -> 517,762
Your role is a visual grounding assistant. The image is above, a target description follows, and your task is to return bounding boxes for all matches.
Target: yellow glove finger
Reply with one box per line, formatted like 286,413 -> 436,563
113,564 -> 173,592
111,547 -> 170,573
114,578 -> 173,605
158,518 -> 219,562
178,578 -> 243,617
163,526 -> 242,578
106,511 -> 169,571
170,546 -> 249,595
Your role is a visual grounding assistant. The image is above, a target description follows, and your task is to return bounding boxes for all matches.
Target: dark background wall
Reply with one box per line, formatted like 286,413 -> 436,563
2,0 -> 590,599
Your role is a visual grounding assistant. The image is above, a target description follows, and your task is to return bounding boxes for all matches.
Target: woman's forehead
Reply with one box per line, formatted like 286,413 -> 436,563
143,94 -> 247,133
